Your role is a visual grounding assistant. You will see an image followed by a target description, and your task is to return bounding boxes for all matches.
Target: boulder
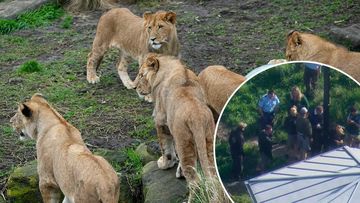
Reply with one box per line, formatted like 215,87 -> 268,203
330,24 -> 360,48
6,160 -> 42,203
135,143 -> 158,165
142,161 -> 188,203
0,0 -> 54,19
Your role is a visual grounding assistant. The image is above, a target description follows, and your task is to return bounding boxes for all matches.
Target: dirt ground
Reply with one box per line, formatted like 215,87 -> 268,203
1,0 -> 360,200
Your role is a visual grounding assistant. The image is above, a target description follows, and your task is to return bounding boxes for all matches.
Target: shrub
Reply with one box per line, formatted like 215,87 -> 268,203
17,60 -> 43,73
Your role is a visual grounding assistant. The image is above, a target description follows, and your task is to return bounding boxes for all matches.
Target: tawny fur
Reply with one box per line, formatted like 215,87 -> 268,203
198,65 -> 245,119
10,94 -> 120,203
286,31 -> 360,82
134,54 -> 216,200
86,8 -> 180,89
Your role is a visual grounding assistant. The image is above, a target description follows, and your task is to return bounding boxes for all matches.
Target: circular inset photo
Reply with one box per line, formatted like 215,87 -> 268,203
215,61 -> 360,202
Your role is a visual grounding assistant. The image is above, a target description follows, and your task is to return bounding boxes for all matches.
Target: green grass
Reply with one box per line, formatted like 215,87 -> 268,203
61,15 -> 73,29
0,3 -> 64,34
17,60 -> 43,74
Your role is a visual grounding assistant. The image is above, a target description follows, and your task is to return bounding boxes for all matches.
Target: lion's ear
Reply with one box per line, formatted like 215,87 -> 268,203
289,31 -> 302,46
146,55 -> 159,72
143,11 -> 152,22
165,11 -> 176,24
20,103 -> 32,118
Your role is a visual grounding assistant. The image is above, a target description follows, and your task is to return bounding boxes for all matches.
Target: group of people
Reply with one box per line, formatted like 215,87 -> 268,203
227,65 -> 360,180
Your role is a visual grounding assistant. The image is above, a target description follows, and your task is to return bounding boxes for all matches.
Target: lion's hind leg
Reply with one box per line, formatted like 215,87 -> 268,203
87,36 -> 109,84
156,125 -> 178,169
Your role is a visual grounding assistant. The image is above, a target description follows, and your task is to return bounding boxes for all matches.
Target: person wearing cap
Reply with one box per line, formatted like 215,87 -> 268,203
258,89 -> 280,128
258,125 -> 273,172
346,106 -> 360,147
284,106 -> 298,159
296,107 -> 312,160
304,63 -> 321,98
228,122 -> 247,181
309,105 -> 324,155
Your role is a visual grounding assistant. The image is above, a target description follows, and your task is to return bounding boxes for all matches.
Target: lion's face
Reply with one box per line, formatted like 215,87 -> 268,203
134,54 -> 159,97
10,103 -> 36,140
143,11 -> 177,50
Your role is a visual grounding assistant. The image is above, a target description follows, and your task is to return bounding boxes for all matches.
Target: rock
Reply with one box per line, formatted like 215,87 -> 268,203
142,161 -> 188,203
0,0 -> 54,19
8,77 -> 24,85
6,160 -> 42,203
330,24 -> 360,47
135,143 -> 158,165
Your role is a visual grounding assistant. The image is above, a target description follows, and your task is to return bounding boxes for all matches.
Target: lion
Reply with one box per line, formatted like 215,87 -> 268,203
286,30 -> 360,82
198,65 -> 245,120
86,8 -> 180,89
10,94 -> 120,203
134,54 -> 216,201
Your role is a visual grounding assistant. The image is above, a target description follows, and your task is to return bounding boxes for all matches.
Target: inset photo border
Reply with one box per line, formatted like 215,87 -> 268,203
214,61 -> 360,202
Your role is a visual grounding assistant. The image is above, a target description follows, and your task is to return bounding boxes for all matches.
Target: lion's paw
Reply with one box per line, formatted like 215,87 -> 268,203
157,155 -> 176,169
87,75 -> 100,84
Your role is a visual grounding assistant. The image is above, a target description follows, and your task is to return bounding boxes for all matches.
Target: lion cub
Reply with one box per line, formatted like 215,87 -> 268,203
10,94 -> 119,203
198,65 -> 246,120
87,8 -> 180,89
286,30 -> 360,82
134,54 -> 216,198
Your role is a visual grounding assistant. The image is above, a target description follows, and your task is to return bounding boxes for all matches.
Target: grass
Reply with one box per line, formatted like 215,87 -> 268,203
17,60 -> 43,74
61,15 -> 73,29
0,3 -> 64,34
189,172 -> 231,203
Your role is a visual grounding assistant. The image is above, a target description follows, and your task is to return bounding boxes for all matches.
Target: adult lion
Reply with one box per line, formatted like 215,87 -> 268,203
286,30 -> 360,82
86,8 -> 180,89
10,94 -> 120,203
198,65 -> 246,120
134,54 -> 216,200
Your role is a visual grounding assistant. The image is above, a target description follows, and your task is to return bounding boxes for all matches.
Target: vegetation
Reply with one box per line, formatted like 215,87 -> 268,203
0,3 -> 64,34
17,60 -> 43,74
61,15 -> 73,29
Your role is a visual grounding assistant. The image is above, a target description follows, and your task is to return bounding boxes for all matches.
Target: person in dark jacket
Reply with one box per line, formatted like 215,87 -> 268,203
284,106 -> 298,159
329,124 -> 345,149
296,107 -> 312,160
229,122 -> 247,180
346,106 -> 360,147
258,125 -> 273,172
309,105 -> 324,155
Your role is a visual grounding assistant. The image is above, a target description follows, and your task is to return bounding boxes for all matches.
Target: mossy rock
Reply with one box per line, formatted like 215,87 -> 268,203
135,143 -> 158,165
142,161 -> 187,203
6,160 -> 42,203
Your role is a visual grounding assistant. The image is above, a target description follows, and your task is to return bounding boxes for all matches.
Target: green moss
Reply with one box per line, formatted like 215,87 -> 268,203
17,60 -> 43,74
6,160 -> 42,203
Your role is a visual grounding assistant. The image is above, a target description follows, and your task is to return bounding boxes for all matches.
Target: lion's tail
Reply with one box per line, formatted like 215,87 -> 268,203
189,107 -> 216,178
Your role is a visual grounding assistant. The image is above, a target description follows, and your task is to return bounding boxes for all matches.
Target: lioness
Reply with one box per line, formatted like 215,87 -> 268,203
286,30 -> 360,82
198,65 -> 245,120
10,94 -> 119,203
134,54 -> 216,199
87,8 -> 180,89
